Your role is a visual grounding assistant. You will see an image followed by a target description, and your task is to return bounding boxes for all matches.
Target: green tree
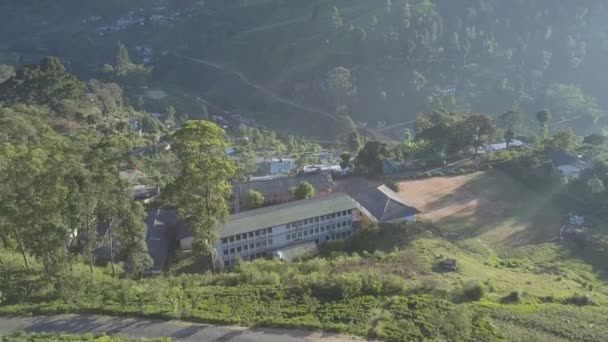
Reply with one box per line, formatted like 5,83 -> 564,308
293,182 -> 315,200
244,189 -> 265,209
0,64 -> 14,80
467,114 -> 496,155
326,67 -> 355,112
587,177 -> 605,194
339,153 -> 352,171
354,141 -> 388,176
546,129 -> 576,151
583,134 -> 606,146
115,41 -> 132,71
119,201 -> 152,278
330,6 -> 343,32
536,109 -> 552,140
504,127 -> 515,149
0,57 -> 85,108
166,121 -> 236,260
344,131 -> 364,152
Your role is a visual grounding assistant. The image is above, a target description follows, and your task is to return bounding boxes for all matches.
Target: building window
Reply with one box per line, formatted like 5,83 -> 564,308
315,228 -> 319,233
244,245 -> 248,250
298,232 -> 303,238
236,235 -> 241,241
286,223 -> 290,228
262,240 -> 266,246
242,233 -> 247,240
222,238 -> 228,244
230,248 -> 235,254
332,213 -> 336,218
326,236 -> 330,241
304,230 -> 308,236
229,236 -> 234,242
309,229 -> 313,235
315,217 -> 319,222
268,239 -> 272,245
249,232 -> 254,238
337,212 -> 342,217
321,216 -> 325,221
237,246 -> 242,252
250,243 -> 254,249
286,234 -> 291,240
255,230 -> 260,236
348,209 -> 352,214
268,227 -> 273,234
223,250 -> 228,255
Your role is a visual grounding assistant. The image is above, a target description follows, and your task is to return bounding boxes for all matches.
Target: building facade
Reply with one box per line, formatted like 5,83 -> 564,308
215,193 -> 359,268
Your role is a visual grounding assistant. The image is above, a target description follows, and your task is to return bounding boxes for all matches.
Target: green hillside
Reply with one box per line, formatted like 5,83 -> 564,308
2,1 -> 608,137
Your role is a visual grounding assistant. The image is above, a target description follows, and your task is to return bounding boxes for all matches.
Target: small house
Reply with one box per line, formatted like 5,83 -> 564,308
549,151 -> 585,180
485,139 -> 525,153
270,158 -> 296,175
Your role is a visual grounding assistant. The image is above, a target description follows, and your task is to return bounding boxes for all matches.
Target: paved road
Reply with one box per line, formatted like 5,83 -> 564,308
0,315 -> 367,342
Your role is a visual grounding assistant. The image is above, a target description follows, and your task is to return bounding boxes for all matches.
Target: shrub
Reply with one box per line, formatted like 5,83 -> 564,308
565,293 -> 594,306
500,290 -> 521,303
459,281 -> 486,302
386,180 -> 400,192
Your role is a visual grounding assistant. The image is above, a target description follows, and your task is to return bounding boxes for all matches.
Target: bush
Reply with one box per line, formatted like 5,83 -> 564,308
459,281 -> 486,302
500,290 -> 521,303
386,180 -> 400,192
565,293 -> 594,306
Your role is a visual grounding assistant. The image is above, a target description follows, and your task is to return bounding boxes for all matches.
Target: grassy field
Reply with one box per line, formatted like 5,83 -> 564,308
397,171 -> 566,246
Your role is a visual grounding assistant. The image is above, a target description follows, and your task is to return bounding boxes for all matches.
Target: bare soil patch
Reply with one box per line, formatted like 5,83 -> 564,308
397,171 -> 564,246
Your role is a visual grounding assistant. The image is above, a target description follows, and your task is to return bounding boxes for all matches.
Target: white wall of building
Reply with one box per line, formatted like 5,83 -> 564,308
558,165 -> 581,179
215,208 -> 357,268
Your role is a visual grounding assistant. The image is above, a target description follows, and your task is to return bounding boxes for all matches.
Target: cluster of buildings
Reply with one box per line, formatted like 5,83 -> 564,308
105,167 -> 420,271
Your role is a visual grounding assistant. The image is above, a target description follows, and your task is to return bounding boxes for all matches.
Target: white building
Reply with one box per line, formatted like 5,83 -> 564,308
485,139 -> 525,153
269,158 -> 296,175
549,150 -> 586,181
180,193 -> 360,268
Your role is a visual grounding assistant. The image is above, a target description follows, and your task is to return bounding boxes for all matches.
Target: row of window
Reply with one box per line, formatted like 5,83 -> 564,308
286,221 -> 352,240
221,227 -> 273,245
224,231 -> 352,267
286,210 -> 352,229
223,239 -> 273,256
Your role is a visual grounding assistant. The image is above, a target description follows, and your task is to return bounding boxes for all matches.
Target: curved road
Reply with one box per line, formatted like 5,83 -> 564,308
0,314 -> 368,342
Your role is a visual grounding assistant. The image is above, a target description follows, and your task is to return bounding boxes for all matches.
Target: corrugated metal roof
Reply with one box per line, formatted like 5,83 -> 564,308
219,192 -> 357,238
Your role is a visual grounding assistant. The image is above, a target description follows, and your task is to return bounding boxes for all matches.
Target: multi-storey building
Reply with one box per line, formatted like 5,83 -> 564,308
214,193 -> 359,268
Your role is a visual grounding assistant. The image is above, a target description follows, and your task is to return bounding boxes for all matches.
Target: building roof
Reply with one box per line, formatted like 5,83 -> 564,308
233,173 -> 333,205
486,139 -> 525,151
549,150 -> 583,167
220,193 -> 357,238
336,178 -> 420,222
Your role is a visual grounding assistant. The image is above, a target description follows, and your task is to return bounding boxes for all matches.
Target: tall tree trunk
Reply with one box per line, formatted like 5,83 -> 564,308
89,253 -> 94,274
12,228 -> 29,269
109,220 -> 116,277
